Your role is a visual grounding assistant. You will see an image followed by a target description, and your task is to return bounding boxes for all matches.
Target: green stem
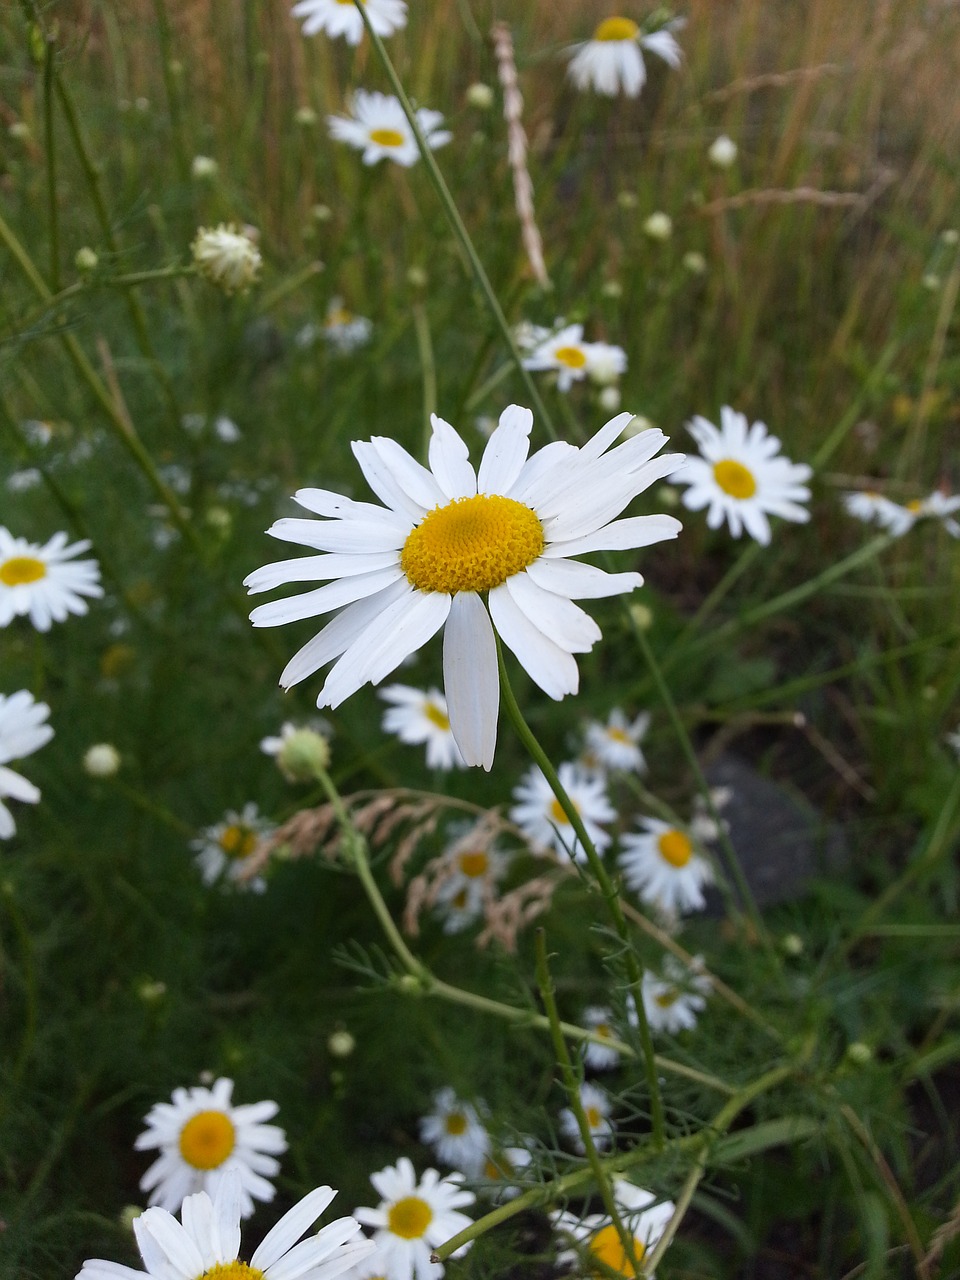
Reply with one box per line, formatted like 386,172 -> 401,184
150,0 -> 191,185
42,37 -> 60,291
412,300 -> 438,459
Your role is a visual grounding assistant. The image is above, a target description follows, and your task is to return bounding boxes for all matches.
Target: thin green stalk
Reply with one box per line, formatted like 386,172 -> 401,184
354,2 -> 560,441
43,38 -> 60,291
412,300 -> 438,458
150,0 -> 191,185
496,637 -> 665,1145
812,338 -> 899,471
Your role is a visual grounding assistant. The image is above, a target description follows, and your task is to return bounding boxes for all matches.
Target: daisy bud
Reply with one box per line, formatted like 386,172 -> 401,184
601,279 -> 623,299
75,246 -> 99,273
328,1029 -> 356,1058
136,979 -> 167,1003
83,742 -> 121,778
407,265 -> 429,289
466,82 -> 495,109
191,224 -> 262,294
781,932 -> 804,957
683,250 -> 707,274
312,203 -> 333,222
643,211 -> 673,241
708,134 -> 738,168
846,1041 -> 873,1065
8,121 -> 30,142
598,385 -> 621,412
629,602 -> 653,630
295,105 -> 318,127
941,228 -> 959,245
617,190 -> 639,210
276,726 -> 331,782
191,154 -> 218,179
922,273 -> 941,292
118,1205 -> 141,1231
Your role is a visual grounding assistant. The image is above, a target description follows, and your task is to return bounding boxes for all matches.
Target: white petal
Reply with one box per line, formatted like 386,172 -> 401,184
477,405 -> 533,494
352,441 -> 431,522
251,1186 -> 336,1271
428,416 -> 477,499
293,490 -> 407,530
249,567 -> 403,627
526,557 -> 643,599
0,767 -> 40,805
547,514 -> 682,557
209,1175 -> 243,1264
265,517 -> 404,555
244,551 -> 399,594
368,438 -> 446,512
134,1209 -> 205,1278
278,579 -> 411,688
578,412 -> 635,461
508,440 -> 579,505
505,573 -> 601,653
443,592 -> 499,770
488,584 -> 579,699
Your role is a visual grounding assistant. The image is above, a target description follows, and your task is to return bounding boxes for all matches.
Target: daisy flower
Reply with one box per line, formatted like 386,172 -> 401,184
582,708 -> 650,775
581,1005 -> 623,1071
291,0 -> 407,44
478,1142 -> 535,1201
559,1081 -> 614,1153
676,406 -> 812,544
618,817 -> 714,915
0,527 -> 102,631
640,956 -> 711,1035
521,323 -> 627,393
77,1169 -> 375,1280
553,1178 -> 676,1278
566,17 -> 684,98
0,690 -> 53,839
380,684 -> 465,770
190,802 -> 275,891
510,762 -> 616,861
135,1077 -> 287,1217
432,826 -> 510,932
353,1156 -> 475,1280
857,490 -> 960,538
419,1088 -> 490,1176
327,90 -> 450,168
323,297 -> 374,353
245,405 -> 682,771
841,489 -> 908,531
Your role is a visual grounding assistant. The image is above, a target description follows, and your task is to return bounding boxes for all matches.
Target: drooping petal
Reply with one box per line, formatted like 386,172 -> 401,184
244,551 -> 399,594
488,584 -> 579,699
428,416 -> 477,500
546,514 -> 682,558
265,517 -> 405,555
352,441 -> 432,522
278,579 -> 412,688
525,557 -> 643,599
133,1208 -> 205,1279
251,1186 -> 337,1271
505,573 -> 600,653
249,566 -> 403,627
443,592 -> 499,770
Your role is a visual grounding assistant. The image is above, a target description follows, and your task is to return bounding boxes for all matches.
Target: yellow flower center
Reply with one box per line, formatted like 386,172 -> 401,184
594,17 -> 640,42
549,797 -> 577,825
201,1265 -> 264,1280
655,989 -> 680,1008
585,1105 -> 603,1127
424,701 -> 451,730
607,727 -> 631,744
326,307 -> 353,327
458,850 -> 489,878
401,494 -> 544,595
588,1224 -> 646,1278
452,888 -> 469,909
906,498 -> 923,513
369,128 -> 406,148
594,1021 -> 612,1039
712,459 -> 757,500
178,1109 -> 236,1170
484,1156 -> 503,1179
445,1112 -> 468,1135
656,829 -> 693,868
554,345 -> 588,369
219,824 -> 258,860
388,1195 -> 433,1240
0,555 -> 47,587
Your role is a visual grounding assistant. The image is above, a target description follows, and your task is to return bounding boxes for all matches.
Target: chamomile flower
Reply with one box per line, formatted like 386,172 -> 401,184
323,297 -> 374,353
676,407 -> 812,544
353,1156 -> 475,1280
510,762 -> 616,861
0,528 -> 102,631
581,1005 -> 623,1071
419,1088 -> 490,1176
640,957 -> 711,1034
582,708 -> 650,775
862,490 -> 960,538
432,826 -> 510,932
190,802 -> 274,891
77,1169 -> 374,1280
841,489 -> 906,530
553,1178 -> 676,1278
566,17 -> 683,98
522,323 -> 626,393
618,817 -> 714,915
478,1142 -> 535,1201
0,690 -> 53,840
328,90 -> 450,168
292,0 -> 407,44
191,224 -> 262,294
135,1077 -> 287,1217
380,684 -> 465,770
245,405 -> 682,771
559,1081 -> 614,1153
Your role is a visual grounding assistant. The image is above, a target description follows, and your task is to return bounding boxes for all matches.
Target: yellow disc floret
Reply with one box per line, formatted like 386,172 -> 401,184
594,17 -> 640,42
401,494 -> 544,595
178,1109 -> 236,1170
388,1195 -> 433,1240
712,459 -> 757,500
201,1265 -> 264,1280
588,1223 -> 646,1279
369,128 -> 405,147
445,1112 -> 468,1135
554,345 -> 588,369
0,556 -> 47,586
219,824 -> 258,860
656,829 -> 692,868
458,851 -> 489,878
424,701 -> 451,730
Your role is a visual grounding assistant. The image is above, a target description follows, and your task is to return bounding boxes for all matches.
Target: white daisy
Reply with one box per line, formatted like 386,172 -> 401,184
432,826 -> 510,932
558,1081 -> 614,1153
841,489 -> 907,531
323,297 -> 374,353
245,405 -> 682,771
0,690 -> 53,840
327,90 -> 450,168
419,1088 -> 490,1176
292,0 -> 407,44
477,1142 -> 535,1201
190,802 -> 275,892
676,406 -> 812,544
567,17 -> 684,99
191,224 -> 262,294
510,762 -> 615,862
521,324 -> 627,393
864,490 -> 960,538
77,1168 -> 375,1280
582,708 -> 649,775
380,685 -> 465,770
353,1156 -> 475,1280
553,1178 -> 676,1278
640,956 -> 711,1035
135,1077 -> 288,1217
0,527 -> 102,631
618,817 -> 714,915
581,1005 -> 623,1071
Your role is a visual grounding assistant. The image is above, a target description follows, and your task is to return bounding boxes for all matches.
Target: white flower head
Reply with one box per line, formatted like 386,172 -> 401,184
477,1142 -> 535,1201
553,1178 -> 676,1278
618,817 -> 714,916
77,1167 -> 375,1280
83,742 -> 121,778
419,1088 -> 491,1176
510,762 -> 616,862
0,690 -> 53,840
676,406 -> 812,544
0,527 -> 102,631
353,1156 -> 476,1280
559,1081 -> 614,1153
864,490 -> 960,538
292,0 -> 407,44
328,90 -> 450,168
380,684 -> 465,770
522,324 -> 627,393
640,955 -> 711,1034
581,1005 -> 623,1071
582,708 -> 650,776
191,223 -> 262,294
245,405 -> 683,771
567,17 -> 684,98
432,825 -> 510,933
134,1077 -> 288,1217
708,134 -> 738,168
642,211 -> 673,241
190,802 -> 274,892
323,297 -> 374,353
841,489 -> 908,531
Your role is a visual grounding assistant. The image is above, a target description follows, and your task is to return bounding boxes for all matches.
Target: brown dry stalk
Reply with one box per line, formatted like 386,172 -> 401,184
919,1192 -> 960,1280
490,21 -> 550,289
705,62 -> 846,102
699,169 -> 895,217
